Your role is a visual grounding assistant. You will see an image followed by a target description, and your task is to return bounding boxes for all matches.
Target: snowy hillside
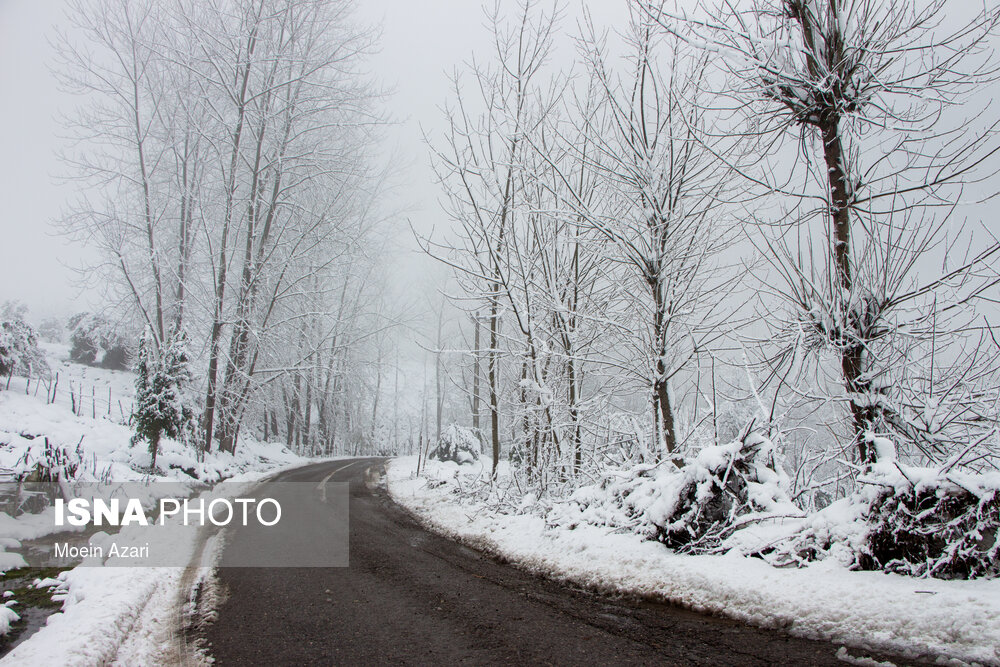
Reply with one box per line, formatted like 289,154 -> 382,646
0,343 -> 307,486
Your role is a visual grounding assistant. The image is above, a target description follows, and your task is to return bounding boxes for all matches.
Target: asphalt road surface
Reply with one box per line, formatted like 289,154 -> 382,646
204,458 -> 888,665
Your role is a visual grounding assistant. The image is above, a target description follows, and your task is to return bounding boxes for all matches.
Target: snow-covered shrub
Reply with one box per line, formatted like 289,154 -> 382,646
131,333 -> 197,469
101,343 -> 130,371
0,312 -> 49,380
644,431 -> 800,552
428,424 -> 481,464
68,312 -> 134,370
858,462 -> 1000,579
766,439 -> 1000,579
549,429 -> 801,554
68,327 -> 98,365
17,437 -> 84,483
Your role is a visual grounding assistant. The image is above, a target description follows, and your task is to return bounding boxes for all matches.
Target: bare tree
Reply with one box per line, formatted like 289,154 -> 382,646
429,0 -> 560,477
57,0 -> 181,348
557,13 -> 741,458
647,0 -> 1000,464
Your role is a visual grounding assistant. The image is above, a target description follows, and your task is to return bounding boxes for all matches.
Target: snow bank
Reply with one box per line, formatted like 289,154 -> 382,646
0,387 -> 309,555
3,567 -> 177,665
387,456 -> 1000,665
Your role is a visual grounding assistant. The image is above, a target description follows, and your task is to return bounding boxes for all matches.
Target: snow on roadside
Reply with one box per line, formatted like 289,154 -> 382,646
3,567 -> 174,666
7,342 -> 137,423
0,389 -> 306,488
386,456 -> 1000,666
0,346 -> 330,663
0,457 -> 327,667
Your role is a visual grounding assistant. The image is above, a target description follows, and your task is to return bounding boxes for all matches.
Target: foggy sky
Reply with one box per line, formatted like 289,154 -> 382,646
0,0 -> 627,322
0,0 -> 80,318
2,0 -> 994,325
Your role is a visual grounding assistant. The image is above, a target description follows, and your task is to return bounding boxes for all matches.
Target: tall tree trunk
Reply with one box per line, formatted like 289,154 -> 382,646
472,311 -> 481,432
650,265 -> 677,456
654,371 -> 677,455
488,297 -> 500,477
393,349 -> 399,452
201,21 -> 259,452
130,60 -> 165,346
284,386 -> 296,448
270,409 -> 280,444
303,372 -> 313,455
820,116 -> 872,464
173,131 -> 196,336
568,354 -> 581,471
435,307 -> 444,442
370,346 -> 382,450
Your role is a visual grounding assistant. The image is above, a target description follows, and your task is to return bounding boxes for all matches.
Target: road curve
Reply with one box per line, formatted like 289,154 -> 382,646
203,458 -> 871,665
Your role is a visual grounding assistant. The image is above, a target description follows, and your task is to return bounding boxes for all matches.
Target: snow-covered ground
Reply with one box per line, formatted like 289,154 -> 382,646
1,343 -> 305,486
8,342 -> 138,422
0,462 -> 320,666
387,456 -> 1000,666
0,345 -> 311,565
0,345 -> 323,664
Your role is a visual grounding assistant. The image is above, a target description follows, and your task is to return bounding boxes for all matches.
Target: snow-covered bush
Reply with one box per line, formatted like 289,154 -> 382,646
428,424 -> 481,464
68,312 -> 134,370
766,439 -> 1000,579
643,432 -> 800,552
68,326 -> 98,365
858,461 -> 1000,579
550,429 -> 801,554
131,333 -> 198,469
16,437 -> 84,483
0,311 -> 49,380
